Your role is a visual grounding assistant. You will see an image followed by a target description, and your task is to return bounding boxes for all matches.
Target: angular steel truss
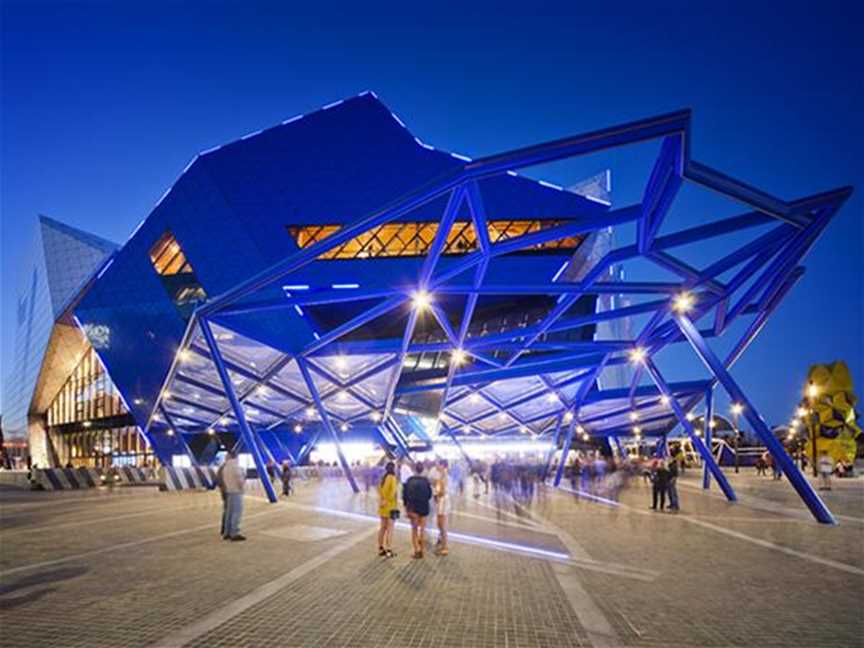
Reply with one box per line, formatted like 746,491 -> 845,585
145,107 -> 851,524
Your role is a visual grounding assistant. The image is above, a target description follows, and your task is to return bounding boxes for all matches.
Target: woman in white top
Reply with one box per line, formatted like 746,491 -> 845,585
429,459 -> 451,555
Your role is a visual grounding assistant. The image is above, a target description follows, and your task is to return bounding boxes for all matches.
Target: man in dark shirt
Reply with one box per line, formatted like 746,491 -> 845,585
667,455 -> 680,512
403,462 -> 433,559
651,460 -> 670,511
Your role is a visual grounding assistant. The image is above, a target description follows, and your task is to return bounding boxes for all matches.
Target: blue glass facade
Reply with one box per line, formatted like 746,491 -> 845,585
3,216 -> 116,439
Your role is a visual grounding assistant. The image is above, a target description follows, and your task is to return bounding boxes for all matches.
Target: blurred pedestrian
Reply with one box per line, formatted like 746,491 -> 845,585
280,459 -> 292,497
818,452 -> 833,490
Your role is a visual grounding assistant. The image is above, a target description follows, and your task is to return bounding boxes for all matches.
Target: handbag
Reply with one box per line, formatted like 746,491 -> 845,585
389,508 -> 400,520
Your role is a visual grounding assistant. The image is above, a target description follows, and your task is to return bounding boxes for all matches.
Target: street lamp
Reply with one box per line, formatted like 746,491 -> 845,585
730,403 -> 743,473
807,381 -> 820,477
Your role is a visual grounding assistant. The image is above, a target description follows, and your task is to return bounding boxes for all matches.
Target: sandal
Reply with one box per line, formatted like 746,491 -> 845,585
385,550 -> 396,558
378,547 -> 387,557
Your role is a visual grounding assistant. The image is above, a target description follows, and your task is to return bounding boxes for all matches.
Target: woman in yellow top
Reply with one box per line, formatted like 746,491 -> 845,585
377,461 -> 398,558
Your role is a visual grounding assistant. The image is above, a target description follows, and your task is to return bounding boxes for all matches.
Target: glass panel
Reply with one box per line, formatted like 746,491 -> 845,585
149,231 -> 192,276
287,220 -> 583,260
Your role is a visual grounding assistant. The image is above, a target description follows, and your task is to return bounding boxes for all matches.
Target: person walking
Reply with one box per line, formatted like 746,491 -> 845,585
429,459 -> 451,556
217,450 -> 247,541
651,459 -> 670,511
377,461 -> 398,558
402,462 -> 433,559
280,459 -> 292,497
817,452 -> 834,490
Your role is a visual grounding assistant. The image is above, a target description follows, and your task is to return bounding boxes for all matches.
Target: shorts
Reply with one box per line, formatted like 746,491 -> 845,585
434,495 -> 452,516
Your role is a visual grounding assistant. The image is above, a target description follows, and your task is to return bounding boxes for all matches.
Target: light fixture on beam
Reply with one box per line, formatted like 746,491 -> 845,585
671,292 -> 694,313
628,347 -> 647,364
411,290 -> 432,310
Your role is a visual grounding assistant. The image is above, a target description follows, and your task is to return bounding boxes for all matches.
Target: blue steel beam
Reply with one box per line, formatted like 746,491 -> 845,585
465,109 -> 690,178
703,388 -> 713,489
672,314 -> 835,524
199,318 -> 279,503
553,419 -> 576,487
296,357 -> 360,493
638,135 -> 682,253
542,414 -> 564,482
642,358 -> 736,502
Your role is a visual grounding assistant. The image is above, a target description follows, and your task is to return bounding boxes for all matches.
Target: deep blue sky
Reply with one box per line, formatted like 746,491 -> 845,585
2,1 -> 861,425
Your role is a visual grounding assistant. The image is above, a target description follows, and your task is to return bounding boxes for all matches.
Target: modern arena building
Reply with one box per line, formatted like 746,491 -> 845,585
3,92 -> 852,523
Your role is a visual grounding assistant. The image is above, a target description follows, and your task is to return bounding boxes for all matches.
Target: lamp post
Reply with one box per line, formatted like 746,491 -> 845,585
731,403 -> 743,474
806,382 -> 820,477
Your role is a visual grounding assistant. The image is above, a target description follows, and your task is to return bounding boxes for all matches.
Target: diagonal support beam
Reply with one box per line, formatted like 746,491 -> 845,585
643,357 -> 736,503
553,419 -> 576,487
199,318 -> 278,502
672,314 -> 835,523
703,387 -> 713,489
297,358 -> 359,493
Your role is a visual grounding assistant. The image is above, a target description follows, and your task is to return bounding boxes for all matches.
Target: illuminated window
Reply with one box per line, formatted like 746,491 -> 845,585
148,231 -> 207,318
287,220 -> 583,260
149,231 -> 193,275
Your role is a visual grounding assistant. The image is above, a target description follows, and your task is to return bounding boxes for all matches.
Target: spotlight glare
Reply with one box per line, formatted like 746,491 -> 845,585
411,290 -> 432,310
672,292 -> 694,313
629,411 -> 639,422
452,348 -> 467,365
628,347 -> 646,364
731,403 -> 744,415
563,411 -> 574,423
293,423 -> 302,433
371,411 -> 382,422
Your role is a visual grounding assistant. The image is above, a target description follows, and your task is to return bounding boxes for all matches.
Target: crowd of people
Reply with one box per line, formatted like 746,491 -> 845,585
212,442 -> 858,546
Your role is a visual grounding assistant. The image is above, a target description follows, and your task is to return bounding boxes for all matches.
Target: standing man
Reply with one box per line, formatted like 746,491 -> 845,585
429,459 -> 451,556
667,452 -> 680,512
650,459 -> 670,512
217,450 -> 247,541
280,459 -> 292,497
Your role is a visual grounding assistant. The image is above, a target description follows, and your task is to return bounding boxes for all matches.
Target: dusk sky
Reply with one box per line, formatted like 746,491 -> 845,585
2,1 -> 861,426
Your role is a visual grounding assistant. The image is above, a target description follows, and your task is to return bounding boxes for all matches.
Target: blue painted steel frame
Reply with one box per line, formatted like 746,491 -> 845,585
199,318 -> 279,503
139,103 -> 852,523
297,358 -> 360,493
673,314 -> 836,524
643,358 -> 737,503
703,388 -> 713,490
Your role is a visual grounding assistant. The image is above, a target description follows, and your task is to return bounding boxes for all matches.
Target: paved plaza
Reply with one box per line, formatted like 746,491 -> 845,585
1,471 -> 862,648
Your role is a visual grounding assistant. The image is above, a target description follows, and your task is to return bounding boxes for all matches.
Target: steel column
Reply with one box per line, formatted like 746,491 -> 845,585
643,358 -> 736,502
553,420 -> 576,487
297,358 -> 360,493
542,414 -> 564,482
672,314 -> 835,524
703,388 -> 713,490
199,319 -> 278,502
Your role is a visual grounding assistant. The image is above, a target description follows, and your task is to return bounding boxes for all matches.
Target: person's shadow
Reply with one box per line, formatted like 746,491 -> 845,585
0,565 -> 88,609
